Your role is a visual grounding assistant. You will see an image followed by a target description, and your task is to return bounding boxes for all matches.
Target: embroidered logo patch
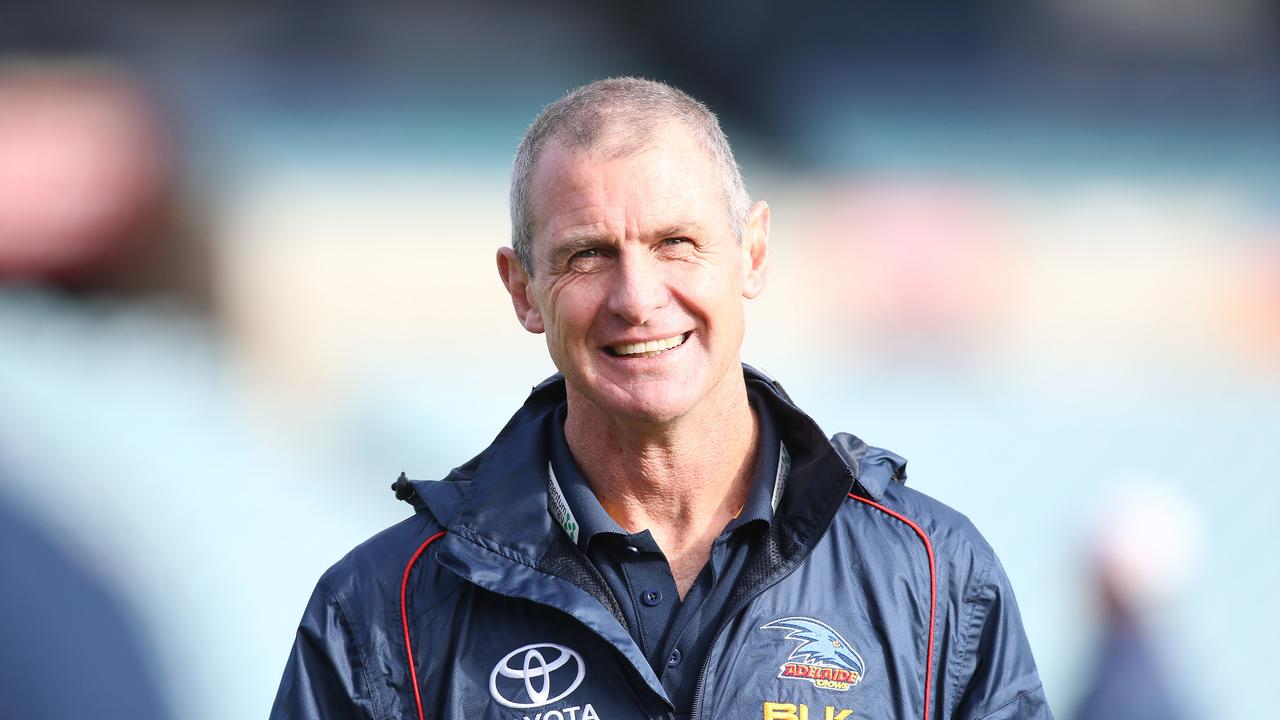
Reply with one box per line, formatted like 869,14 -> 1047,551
546,464 -> 579,544
489,642 -> 586,709
761,617 -> 865,691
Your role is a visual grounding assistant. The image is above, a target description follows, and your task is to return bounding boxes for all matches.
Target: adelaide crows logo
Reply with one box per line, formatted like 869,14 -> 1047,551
761,617 -> 866,691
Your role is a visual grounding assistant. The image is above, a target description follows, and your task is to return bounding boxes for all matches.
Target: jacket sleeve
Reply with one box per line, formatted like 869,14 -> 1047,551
270,580 -> 380,720
948,554 -> 1053,720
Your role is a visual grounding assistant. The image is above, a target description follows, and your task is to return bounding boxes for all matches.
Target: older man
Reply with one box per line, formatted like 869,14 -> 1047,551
271,78 -> 1050,720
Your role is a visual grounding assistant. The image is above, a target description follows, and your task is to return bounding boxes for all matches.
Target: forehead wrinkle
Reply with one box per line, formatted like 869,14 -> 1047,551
545,197 -> 622,241
632,189 -> 718,227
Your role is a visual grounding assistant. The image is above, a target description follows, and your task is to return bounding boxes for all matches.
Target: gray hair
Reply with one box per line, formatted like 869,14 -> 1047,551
509,77 -> 751,274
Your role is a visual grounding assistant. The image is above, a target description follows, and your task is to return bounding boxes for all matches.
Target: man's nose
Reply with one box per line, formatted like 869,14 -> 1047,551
607,252 -> 669,326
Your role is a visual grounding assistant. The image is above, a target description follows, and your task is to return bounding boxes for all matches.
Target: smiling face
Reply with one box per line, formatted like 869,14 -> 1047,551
498,121 -> 769,426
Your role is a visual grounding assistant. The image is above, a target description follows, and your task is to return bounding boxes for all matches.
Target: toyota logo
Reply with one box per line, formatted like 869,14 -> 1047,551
489,643 -> 586,709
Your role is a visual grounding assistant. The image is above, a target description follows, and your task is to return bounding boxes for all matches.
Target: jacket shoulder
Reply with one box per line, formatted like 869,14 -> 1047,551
880,488 -> 1049,718
835,466 -> 1048,717
877,482 -> 998,571
311,513 -> 442,604
832,436 -> 998,578
271,510 -> 452,720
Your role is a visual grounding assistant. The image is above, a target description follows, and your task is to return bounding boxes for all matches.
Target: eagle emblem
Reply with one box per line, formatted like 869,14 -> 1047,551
761,617 -> 866,691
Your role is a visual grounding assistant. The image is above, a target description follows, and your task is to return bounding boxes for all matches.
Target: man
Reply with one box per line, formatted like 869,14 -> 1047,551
271,78 -> 1051,720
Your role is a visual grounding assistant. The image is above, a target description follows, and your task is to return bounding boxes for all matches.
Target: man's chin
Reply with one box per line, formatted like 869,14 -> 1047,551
571,377 -> 698,426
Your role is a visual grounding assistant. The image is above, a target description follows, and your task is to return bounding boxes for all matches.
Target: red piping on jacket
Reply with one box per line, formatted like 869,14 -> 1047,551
401,530 -> 447,720
399,507 -> 933,720
847,493 -> 937,720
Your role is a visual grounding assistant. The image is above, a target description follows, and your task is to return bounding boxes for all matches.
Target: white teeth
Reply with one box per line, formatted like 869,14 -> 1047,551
610,334 -> 686,357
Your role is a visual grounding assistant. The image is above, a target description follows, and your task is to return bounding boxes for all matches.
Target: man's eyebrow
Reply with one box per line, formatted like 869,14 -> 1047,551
547,232 -> 613,263
557,229 -> 612,246
653,223 -> 696,238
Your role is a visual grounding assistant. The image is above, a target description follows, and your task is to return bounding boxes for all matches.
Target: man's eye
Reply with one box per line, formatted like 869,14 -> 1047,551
567,248 -> 607,270
662,237 -> 691,247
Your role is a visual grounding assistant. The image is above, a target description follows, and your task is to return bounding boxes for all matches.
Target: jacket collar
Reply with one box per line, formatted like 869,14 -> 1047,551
410,365 -> 909,530
433,365 -> 875,555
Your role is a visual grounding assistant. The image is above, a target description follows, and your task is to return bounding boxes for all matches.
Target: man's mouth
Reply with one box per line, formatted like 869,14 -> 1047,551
605,332 -> 690,359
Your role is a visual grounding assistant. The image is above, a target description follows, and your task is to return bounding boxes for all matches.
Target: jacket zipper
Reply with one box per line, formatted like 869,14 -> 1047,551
688,517 -> 839,720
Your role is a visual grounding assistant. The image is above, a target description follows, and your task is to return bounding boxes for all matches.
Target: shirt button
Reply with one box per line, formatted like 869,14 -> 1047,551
667,648 -> 682,667
624,544 -> 640,556
641,589 -> 663,606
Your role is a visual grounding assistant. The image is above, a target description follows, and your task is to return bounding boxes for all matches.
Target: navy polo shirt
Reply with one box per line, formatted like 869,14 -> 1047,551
545,389 -> 787,716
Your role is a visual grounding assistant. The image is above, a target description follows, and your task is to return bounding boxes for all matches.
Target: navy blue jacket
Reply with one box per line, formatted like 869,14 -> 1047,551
271,368 -> 1051,720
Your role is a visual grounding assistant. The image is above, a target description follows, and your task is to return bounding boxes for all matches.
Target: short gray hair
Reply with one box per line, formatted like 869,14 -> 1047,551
509,77 -> 751,274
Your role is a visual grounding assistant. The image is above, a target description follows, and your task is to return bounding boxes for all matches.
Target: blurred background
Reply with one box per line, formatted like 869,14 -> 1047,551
0,1 -> 1276,718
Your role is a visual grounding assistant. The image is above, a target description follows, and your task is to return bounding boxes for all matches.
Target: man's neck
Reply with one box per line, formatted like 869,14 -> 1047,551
563,370 -> 759,597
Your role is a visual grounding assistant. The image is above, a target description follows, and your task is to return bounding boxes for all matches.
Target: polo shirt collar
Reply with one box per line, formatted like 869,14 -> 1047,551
546,403 -> 625,551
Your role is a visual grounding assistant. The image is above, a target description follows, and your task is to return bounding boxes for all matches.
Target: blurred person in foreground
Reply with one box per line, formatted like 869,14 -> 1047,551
271,78 -> 1050,720
0,480 -> 169,720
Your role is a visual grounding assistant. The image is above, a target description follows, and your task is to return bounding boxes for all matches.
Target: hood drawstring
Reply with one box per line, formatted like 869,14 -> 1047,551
391,471 -> 416,501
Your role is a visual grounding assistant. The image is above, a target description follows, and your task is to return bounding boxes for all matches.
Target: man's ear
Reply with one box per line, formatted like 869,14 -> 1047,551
496,247 -> 545,333
741,201 -> 770,299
